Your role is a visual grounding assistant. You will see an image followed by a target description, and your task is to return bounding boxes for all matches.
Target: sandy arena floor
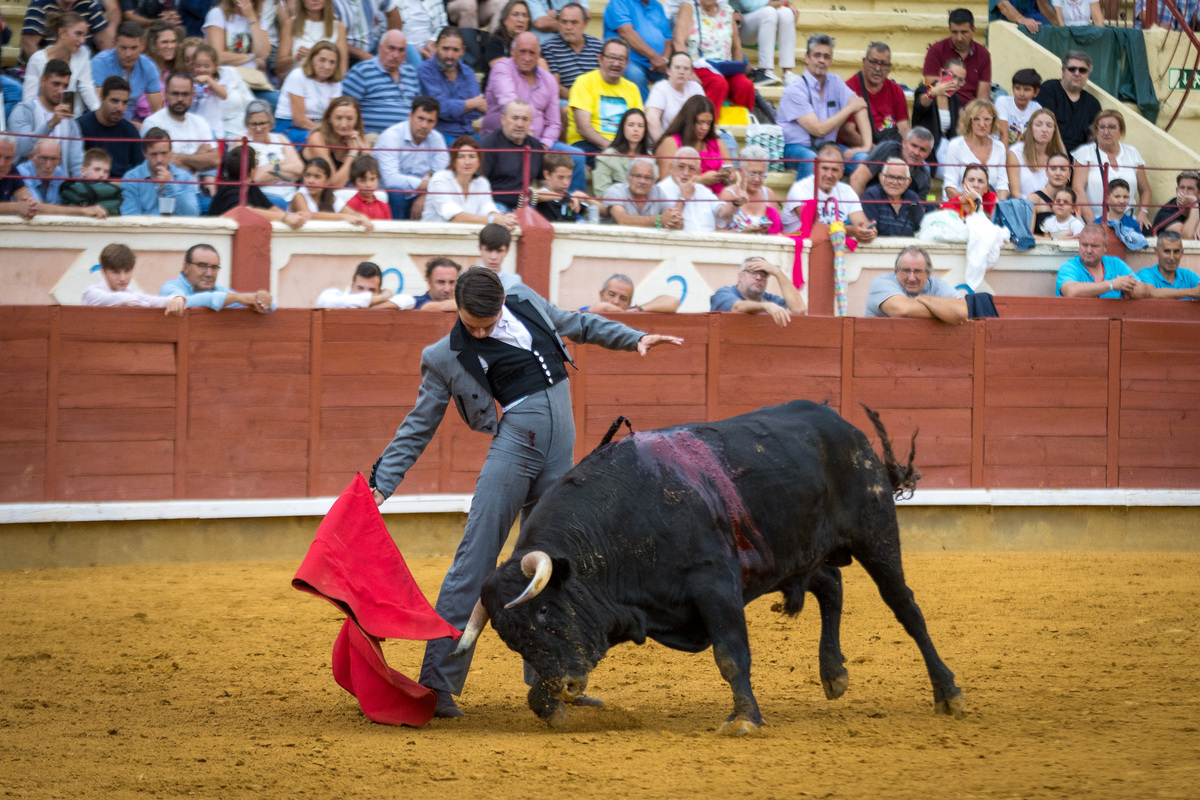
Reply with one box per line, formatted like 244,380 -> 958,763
1,551 -> 1198,799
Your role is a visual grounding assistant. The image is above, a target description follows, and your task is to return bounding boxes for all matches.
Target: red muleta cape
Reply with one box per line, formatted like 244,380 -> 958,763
293,473 -> 460,726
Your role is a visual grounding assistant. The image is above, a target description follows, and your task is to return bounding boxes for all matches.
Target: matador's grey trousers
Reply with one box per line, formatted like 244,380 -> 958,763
419,380 -> 575,696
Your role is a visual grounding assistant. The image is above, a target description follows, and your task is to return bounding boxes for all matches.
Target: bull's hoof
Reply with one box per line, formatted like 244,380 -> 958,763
934,689 -> 965,719
718,715 -> 763,737
546,702 -> 569,728
821,669 -> 849,700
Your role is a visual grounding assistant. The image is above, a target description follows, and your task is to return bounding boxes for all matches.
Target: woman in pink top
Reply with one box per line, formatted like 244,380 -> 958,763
653,95 -> 733,194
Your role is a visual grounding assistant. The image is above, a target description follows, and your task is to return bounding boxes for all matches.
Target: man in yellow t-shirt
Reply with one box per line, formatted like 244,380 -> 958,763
567,38 -> 644,154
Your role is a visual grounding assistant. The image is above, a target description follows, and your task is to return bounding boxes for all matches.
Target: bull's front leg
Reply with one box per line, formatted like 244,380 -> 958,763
692,583 -> 762,736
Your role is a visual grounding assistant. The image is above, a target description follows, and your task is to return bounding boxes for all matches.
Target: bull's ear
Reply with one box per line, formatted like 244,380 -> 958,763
547,557 -> 572,588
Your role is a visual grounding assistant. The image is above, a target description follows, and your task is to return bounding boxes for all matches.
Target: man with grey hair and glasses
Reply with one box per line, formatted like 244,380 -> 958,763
866,244 -> 966,321
710,256 -> 807,326
586,272 -> 682,313
601,156 -> 681,227
860,157 -> 925,237
848,126 -> 934,200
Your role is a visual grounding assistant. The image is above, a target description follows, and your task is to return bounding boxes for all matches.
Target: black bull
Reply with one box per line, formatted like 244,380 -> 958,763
452,400 -> 964,733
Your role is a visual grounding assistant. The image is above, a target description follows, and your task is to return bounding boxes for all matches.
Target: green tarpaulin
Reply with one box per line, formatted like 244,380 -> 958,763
1022,25 -> 1160,124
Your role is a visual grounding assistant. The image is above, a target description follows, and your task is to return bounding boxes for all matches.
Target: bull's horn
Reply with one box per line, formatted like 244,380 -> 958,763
450,600 -> 489,657
504,551 -> 553,609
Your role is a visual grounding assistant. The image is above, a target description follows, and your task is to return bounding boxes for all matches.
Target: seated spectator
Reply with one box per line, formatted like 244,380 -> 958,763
342,30 -> 420,136
601,156 -> 681,227
376,96 -> 447,220
593,108 -> 652,194
1072,109 -> 1150,227
206,145 -> 310,227
1037,51 -> 1101,154
1094,178 -> 1149,252
587,272 -> 681,313
778,34 -> 872,180
644,52 -> 704,141
567,38 -> 644,154
60,148 -> 123,215
1153,169 -> 1200,238
275,40 -> 344,143
0,135 -> 40,219
866,245 -> 966,321
301,96 -> 370,187
183,39 -> 254,137
844,42 -> 909,148
941,163 -> 996,219
77,77 -> 144,178
941,99 -> 1009,201
417,27 -> 485,141
1051,0 -> 1103,26
413,257 -> 462,311
22,11 -> 101,115
1055,223 -> 1149,298
603,0 -> 672,98
243,99 -> 305,208
532,151 -> 590,222
141,73 -> 221,178
482,32 -> 586,193
673,0 -> 755,114
288,155 -> 375,228
1136,231 -> 1200,299
121,0 -> 184,28
729,0 -> 795,86
710,256 -> 807,326
317,261 -> 418,308
656,146 -> 733,232
1135,0 -> 1200,29
716,145 -> 782,234
342,154 -> 391,219
275,0 -> 348,78
989,0 -> 1052,32
542,3 -> 603,105
17,138 -> 107,217
995,68 -> 1041,147
1028,151 -> 1074,234
922,9 -> 991,103
82,243 -> 187,313
119,128 -> 201,216
91,21 -> 165,121
480,99 -> 546,209
781,143 -> 877,242
204,0 -> 269,72
329,0 -> 401,65
848,126 -> 934,201
861,157 -> 925,236
422,135 -> 519,227
1005,108 -> 1063,199
911,58 -> 965,168
20,0 -> 112,61
484,1 -> 533,83
396,0 -> 448,59
137,21 -> 182,122
473,222 -> 522,289
653,95 -> 732,194
1040,186 -> 1084,239
9,59 -> 85,177
160,243 -> 275,311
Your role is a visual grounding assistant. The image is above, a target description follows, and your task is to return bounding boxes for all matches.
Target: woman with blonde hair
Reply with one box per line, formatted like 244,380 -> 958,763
204,0 -> 269,71
941,98 -> 1009,201
275,0 -> 348,77
275,40 -> 344,143
302,96 -> 369,187
1005,107 -> 1065,198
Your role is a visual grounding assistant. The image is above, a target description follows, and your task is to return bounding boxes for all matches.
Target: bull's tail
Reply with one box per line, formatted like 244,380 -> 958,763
861,404 -> 920,500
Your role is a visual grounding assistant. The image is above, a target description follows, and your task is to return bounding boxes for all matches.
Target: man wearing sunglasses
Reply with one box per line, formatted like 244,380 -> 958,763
1032,50 -> 1101,153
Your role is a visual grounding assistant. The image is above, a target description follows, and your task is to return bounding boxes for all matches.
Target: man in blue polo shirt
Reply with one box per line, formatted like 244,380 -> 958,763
710,257 -> 806,325
1056,224 -> 1151,299
1136,231 -> 1200,300
603,0 -> 672,98
90,21 -> 163,121
342,30 -> 421,135
159,244 -> 275,312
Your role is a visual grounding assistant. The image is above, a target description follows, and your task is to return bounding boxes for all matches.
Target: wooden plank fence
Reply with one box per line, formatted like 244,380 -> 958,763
2,304 -> 1199,503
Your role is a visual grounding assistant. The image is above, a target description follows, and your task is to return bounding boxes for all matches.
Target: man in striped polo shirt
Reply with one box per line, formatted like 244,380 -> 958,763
343,30 -> 421,135
542,4 -> 601,105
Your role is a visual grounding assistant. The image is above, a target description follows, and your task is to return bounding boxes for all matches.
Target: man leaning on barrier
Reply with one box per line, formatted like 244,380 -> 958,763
160,244 -> 275,312
710,256 -> 807,327
866,244 -> 966,322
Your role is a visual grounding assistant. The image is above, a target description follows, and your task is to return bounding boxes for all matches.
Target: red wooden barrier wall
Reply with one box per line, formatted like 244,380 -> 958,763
2,304 -> 1199,504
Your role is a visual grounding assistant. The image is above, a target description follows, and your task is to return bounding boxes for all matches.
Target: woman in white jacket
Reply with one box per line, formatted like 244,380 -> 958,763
22,11 -> 101,115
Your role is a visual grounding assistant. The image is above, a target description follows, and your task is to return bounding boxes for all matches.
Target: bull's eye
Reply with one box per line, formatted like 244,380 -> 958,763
537,605 -> 549,621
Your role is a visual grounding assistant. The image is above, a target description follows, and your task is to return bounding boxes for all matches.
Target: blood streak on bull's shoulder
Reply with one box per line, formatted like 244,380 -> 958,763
629,429 -> 774,582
